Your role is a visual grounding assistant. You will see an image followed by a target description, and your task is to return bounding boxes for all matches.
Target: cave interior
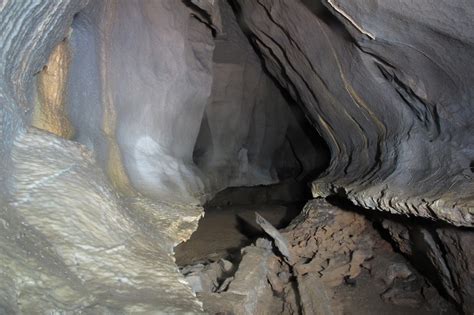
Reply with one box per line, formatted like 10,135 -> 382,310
0,0 -> 473,314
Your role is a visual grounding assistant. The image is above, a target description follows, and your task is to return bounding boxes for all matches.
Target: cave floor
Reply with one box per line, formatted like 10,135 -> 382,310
174,202 -> 303,266
174,201 -> 457,315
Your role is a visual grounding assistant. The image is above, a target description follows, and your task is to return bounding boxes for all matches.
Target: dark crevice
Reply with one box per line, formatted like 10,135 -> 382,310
376,63 -> 441,139
182,0 -> 218,36
300,0 -> 357,43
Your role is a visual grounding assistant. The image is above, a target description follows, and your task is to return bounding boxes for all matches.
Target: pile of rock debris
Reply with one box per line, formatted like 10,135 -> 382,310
180,199 -> 456,314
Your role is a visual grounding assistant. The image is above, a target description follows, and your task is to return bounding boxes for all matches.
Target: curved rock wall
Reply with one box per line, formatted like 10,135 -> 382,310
3,0 -> 472,312
68,0 -> 214,202
195,0 -> 325,195
0,0 -> 323,312
0,1 -> 205,313
0,0 -> 87,201
233,0 -> 474,226
67,0 -> 322,203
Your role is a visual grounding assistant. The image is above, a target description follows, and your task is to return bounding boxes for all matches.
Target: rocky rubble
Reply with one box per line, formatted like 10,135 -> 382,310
181,258 -> 234,293
183,239 -> 289,314
280,199 -> 454,314
181,199 -> 457,314
1,0 -> 473,313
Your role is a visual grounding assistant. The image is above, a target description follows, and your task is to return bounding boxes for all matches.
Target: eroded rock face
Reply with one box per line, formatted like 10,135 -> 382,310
187,199 -> 456,314
194,0 -> 326,195
0,0 -> 88,201
233,0 -> 474,226
0,0 -> 320,312
0,0 -> 204,312
1,0 -> 473,313
5,129 -> 203,313
66,0 -> 324,204
68,0 -> 215,202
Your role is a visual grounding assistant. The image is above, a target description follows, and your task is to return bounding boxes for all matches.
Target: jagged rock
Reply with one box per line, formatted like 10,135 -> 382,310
281,199 -> 455,314
297,273 -> 340,315
198,239 -> 287,315
437,229 -> 474,313
1,0 -> 473,313
384,263 -> 414,287
284,199 -> 374,286
182,258 -> 234,293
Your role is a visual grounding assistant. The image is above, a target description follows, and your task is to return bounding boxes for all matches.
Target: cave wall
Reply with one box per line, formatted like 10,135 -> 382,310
67,0 -> 320,204
0,0 -> 321,312
1,0 -> 473,313
194,0 -> 324,195
68,0 -> 214,203
0,0 -> 88,204
0,1 -> 207,313
233,0 -> 474,226
381,218 -> 474,313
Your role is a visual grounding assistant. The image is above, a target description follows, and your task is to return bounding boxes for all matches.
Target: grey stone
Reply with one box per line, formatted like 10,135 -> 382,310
234,0 -> 474,227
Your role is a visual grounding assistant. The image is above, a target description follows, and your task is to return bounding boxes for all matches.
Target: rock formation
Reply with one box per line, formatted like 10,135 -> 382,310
0,0 -> 473,313
233,0 -> 474,227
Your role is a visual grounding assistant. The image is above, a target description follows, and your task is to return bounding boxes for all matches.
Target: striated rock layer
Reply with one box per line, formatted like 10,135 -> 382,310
1,0 -> 473,313
233,0 -> 474,226
194,0 -> 326,195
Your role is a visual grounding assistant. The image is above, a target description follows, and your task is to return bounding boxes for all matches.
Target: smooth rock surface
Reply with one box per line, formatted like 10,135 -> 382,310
1,0 -> 473,313
68,0 -> 215,202
65,0 -> 324,204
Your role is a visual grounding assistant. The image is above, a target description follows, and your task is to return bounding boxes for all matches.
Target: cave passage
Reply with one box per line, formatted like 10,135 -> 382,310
174,180 -> 311,266
1,0 -> 473,314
